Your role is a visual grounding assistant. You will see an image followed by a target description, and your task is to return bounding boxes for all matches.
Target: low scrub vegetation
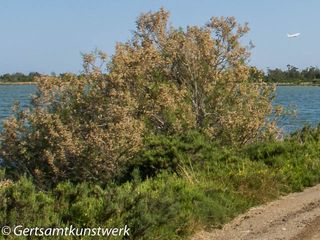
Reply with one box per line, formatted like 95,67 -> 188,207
1,127 -> 320,239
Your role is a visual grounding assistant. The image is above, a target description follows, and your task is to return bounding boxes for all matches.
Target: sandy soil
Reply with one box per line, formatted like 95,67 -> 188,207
192,184 -> 320,240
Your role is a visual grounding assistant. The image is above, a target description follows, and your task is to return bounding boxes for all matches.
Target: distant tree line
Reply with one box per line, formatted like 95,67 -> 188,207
0,72 -> 41,82
264,65 -> 320,84
3,64 -> 320,84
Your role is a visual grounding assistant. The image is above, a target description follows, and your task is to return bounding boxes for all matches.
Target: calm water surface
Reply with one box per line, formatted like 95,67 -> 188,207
0,85 -> 319,133
0,85 -> 36,124
273,86 -> 320,133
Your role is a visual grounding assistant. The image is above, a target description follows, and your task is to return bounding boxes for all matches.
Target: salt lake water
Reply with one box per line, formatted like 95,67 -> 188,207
273,86 -> 320,133
0,85 -> 319,133
0,84 -> 36,124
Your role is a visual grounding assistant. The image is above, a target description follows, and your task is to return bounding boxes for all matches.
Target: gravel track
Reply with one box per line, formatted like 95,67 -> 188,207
193,184 -> 320,240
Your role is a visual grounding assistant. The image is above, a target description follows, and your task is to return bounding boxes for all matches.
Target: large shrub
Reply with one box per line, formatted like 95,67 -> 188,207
0,59 -> 143,187
109,8 -> 278,145
0,9 -> 279,186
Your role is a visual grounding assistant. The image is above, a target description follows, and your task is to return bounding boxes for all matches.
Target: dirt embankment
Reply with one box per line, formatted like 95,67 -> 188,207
193,184 -> 320,240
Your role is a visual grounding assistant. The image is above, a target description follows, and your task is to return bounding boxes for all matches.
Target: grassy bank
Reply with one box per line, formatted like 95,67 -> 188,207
1,126 -> 320,239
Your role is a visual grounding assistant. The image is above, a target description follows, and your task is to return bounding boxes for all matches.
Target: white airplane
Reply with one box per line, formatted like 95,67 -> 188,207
287,33 -> 301,38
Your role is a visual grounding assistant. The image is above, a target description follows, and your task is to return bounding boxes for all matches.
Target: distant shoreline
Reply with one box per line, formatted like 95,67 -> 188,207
0,82 -> 36,85
0,81 -> 319,87
275,82 -> 320,86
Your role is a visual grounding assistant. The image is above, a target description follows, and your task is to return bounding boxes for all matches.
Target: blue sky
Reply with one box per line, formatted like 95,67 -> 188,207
0,0 -> 319,74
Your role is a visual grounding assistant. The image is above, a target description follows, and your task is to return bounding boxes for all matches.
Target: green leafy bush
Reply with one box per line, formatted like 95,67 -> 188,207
1,126 -> 320,239
0,173 -> 249,240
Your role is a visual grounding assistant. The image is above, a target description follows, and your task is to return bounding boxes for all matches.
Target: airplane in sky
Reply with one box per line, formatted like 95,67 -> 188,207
287,33 -> 301,38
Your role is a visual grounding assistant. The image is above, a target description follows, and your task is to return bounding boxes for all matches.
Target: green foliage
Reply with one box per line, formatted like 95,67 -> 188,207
1,176 -> 59,227
1,126 -> 320,239
0,172 -> 249,240
290,124 -> 320,143
0,72 -> 41,83
121,131 -> 216,180
244,125 -> 320,192
265,65 -> 320,84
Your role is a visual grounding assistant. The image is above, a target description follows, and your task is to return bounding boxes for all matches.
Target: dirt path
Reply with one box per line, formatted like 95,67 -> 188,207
192,184 -> 320,240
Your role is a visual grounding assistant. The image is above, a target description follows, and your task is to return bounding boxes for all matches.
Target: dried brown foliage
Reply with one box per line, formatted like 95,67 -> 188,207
0,51 -> 143,186
0,9 -> 279,186
110,8 -> 278,144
